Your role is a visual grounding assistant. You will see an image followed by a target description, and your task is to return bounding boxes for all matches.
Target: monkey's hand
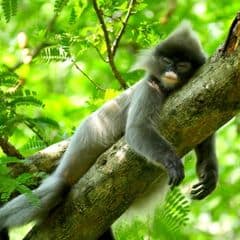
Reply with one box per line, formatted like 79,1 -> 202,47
162,152 -> 185,188
190,168 -> 218,200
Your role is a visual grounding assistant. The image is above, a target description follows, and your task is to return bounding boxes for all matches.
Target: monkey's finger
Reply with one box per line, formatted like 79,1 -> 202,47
175,176 -> 183,186
191,189 -> 210,200
191,182 -> 204,191
168,174 -> 174,186
191,184 -> 215,200
190,186 -> 205,198
177,169 -> 185,185
167,163 -> 184,187
191,192 -> 205,200
192,181 -> 204,189
191,185 -> 216,199
170,173 -> 184,187
193,178 -> 216,192
190,186 -> 204,195
168,175 -> 178,187
167,168 -> 176,185
192,176 -> 213,188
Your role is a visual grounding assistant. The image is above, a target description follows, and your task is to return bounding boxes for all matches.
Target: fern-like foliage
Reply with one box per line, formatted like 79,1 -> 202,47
0,64 -> 59,142
54,0 -> 69,14
1,0 -> 18,22
0,65 -> 59,201
69,7 -> 77,25
20,136 -> 46,155
0,66 -> 43,138
0,156 -> 42,203
152,188 -> 190,235
114,188 -> 190,240
39,45 -> 71,62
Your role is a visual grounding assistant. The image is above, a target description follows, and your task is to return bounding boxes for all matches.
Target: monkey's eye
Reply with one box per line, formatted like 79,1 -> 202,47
176,62 -> 192,72
160,56 -> 173,65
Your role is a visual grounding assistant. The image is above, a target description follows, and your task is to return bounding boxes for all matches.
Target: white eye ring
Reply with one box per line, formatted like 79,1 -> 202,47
161,57 -> 172,65
176,62 -> 192,72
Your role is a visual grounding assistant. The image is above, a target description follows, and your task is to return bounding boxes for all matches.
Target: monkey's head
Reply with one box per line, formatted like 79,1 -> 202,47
131,22 -> 206,90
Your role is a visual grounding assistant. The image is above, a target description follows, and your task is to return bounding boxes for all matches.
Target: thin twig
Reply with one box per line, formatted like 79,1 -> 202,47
108,56 -> 128,89
111,0 -> 136,57
6,79 -> 25,94
11,42 -> 51,71
160,0 -> 177,24
44,13 -> 58,37
24,120 -> 48,146
72,60 -> 105,91
92,45 -> 108,63
92,0 -> 128,89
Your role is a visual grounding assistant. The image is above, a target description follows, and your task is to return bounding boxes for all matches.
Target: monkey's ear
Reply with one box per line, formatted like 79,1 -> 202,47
129,49 -> 156,72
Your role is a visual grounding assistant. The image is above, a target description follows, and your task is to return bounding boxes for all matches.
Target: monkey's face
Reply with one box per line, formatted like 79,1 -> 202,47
154,56 -> 194,90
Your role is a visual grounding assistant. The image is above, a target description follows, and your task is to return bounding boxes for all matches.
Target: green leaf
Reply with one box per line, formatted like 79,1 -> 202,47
1,0 -> 18,22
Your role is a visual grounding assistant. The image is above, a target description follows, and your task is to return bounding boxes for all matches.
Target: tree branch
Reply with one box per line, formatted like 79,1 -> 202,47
10,139 -> 70,177
0,137 -> 24,159
111,0 -> 137,57
17,15 -> 240,239
222,12 -> 240,55
72,60 -> 105,91
92,0 -> 128,89
10,42 -> 51,71
92,0 -> 112,60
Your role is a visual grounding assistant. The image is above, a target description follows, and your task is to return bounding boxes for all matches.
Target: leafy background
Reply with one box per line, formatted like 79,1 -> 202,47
0,0 -> 240,239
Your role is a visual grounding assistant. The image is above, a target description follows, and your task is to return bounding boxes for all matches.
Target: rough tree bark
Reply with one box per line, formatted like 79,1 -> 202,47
10,14 -> 240,240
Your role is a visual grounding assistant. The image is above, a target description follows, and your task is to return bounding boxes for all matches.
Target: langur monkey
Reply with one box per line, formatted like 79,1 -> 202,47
0,22 -> 218,239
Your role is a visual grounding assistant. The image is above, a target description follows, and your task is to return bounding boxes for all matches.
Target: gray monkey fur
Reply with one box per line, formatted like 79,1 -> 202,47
0,22 -> 218,231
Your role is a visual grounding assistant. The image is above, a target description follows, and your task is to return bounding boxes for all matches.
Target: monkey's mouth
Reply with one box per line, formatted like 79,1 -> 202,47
160,71 -> 179,87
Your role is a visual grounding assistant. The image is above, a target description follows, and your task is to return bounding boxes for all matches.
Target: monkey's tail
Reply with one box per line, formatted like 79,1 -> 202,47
0,175 -> 69,230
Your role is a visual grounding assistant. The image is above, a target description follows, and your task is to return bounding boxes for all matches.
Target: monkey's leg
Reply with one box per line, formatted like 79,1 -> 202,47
191,134 -> 218,199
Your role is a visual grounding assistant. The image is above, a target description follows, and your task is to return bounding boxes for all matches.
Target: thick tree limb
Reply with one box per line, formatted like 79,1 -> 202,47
10,140 -> 69,177
14,15 -> 240,240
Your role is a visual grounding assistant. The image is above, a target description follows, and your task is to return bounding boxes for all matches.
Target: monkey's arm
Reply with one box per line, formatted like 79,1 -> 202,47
191,134 -> 218,199
125,80 -> 184,187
